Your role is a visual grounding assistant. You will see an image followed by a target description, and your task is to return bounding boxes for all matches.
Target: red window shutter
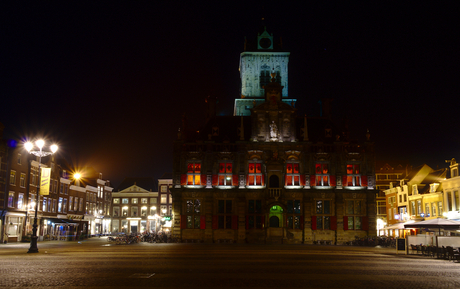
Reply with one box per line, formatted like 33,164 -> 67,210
261,174 -> 265,186
180,215 -> 186,229
330,175 -> 336,187
343,216 -> 348,230
342,175 -> 348,187
284,175 -> 288,186
246,175 -> 249,186
310,175 -> 316,186
232,215 -> 238,230
311,216 -> 317,230
200,215 -> 206,229
300,215 -> 304,230
201,174 -> 207,186
362,216 -> 369,231
245,216 -> 249,230
300,175 -> 306,186
361,176 -> 368,187
330,216 -> 337,230
212,175 -> 218,186
232,175 -> 239,186
180,174 -> 187,186
212,215 -> 218,229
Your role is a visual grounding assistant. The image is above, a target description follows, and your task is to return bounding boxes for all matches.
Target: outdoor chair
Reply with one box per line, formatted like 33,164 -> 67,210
446,247 -> 460,262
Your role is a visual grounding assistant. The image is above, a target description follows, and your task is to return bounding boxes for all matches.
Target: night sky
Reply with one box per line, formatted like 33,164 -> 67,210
2,2 -> 459,187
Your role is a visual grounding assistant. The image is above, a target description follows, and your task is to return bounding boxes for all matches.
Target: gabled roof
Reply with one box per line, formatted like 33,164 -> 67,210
115,177 -> 156,192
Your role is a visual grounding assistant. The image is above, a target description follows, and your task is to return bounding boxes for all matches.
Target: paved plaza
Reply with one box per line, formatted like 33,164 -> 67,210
1,238 -> 459,288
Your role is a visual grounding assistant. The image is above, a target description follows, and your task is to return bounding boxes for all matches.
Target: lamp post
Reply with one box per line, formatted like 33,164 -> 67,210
25,139 -> 58,253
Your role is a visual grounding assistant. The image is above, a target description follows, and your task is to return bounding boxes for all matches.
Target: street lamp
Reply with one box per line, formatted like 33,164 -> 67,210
25,139 -> 58,253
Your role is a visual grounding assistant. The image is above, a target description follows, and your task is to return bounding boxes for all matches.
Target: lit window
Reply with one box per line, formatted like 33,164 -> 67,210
113,198 -> 120,204
113,207 -> 120,217
315,163 -> 329,186
132,198 -> 138,204
285,163 -> 300,186
187,162 -> 201,185
122,198 -> 129,204
10,171 -> 16,186
218,162 -> 233,186
346,164 -> 361,186
315,200 -> 331,230
248,162 -> 262,186
8,192 -> 14,207
18,193 -> 24,210
20,173 -> 25,188
58,197 -> 63,213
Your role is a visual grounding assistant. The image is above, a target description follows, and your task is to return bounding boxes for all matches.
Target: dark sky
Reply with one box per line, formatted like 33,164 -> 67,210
2,1 -> 459,187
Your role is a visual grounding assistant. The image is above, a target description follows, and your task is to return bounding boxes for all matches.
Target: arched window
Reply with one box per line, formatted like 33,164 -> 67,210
269,175 -> 279,188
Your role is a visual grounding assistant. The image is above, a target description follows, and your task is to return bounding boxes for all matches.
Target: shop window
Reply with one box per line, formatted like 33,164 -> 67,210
187,162 -> 201,185
248,162 -> 263,186
186,199 -> 201,229
219,162 -> 233,186
315,163 -> 329,186
346,164 -> 361,186
285,163 -> 300,186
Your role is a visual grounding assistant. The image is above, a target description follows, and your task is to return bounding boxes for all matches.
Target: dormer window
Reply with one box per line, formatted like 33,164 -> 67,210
430,183 -> 439,193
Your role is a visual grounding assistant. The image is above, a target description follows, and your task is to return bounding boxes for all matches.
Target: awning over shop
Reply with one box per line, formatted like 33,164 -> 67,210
383,222 -> 413,230
43,218 -> 79,225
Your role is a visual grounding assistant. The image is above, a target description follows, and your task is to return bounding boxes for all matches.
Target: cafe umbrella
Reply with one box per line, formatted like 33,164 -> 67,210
404,218 -> 460,248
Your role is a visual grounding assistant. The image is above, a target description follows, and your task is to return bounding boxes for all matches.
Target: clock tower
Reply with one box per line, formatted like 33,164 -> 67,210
234,26 -> 295,116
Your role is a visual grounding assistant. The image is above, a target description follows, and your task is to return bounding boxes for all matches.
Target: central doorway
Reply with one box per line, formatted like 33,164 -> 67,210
269,205 -> 283,227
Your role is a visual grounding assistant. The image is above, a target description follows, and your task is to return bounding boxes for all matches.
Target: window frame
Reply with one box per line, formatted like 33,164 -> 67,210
285,162 -> 300,186
247,162 -> 263,186
218,161 -> 233,186
315,163 -> 329,186
187,162 -> 202,186
346,164 -> 361,187
185,199 -> 202,229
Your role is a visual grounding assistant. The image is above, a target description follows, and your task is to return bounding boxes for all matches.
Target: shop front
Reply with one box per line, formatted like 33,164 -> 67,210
5,212 -> 25,242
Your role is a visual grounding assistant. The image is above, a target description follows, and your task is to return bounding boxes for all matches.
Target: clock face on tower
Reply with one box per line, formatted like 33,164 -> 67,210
259,37 -> 272,49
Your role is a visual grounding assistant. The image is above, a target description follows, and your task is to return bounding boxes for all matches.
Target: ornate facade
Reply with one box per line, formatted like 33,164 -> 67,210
171,28 -> 377,244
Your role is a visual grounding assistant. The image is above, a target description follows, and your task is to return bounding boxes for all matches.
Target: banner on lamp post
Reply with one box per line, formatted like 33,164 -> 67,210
40,167 -> 51,195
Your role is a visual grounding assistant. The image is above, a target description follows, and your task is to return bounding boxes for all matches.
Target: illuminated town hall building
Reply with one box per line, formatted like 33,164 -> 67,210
171,27 -> 377,244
